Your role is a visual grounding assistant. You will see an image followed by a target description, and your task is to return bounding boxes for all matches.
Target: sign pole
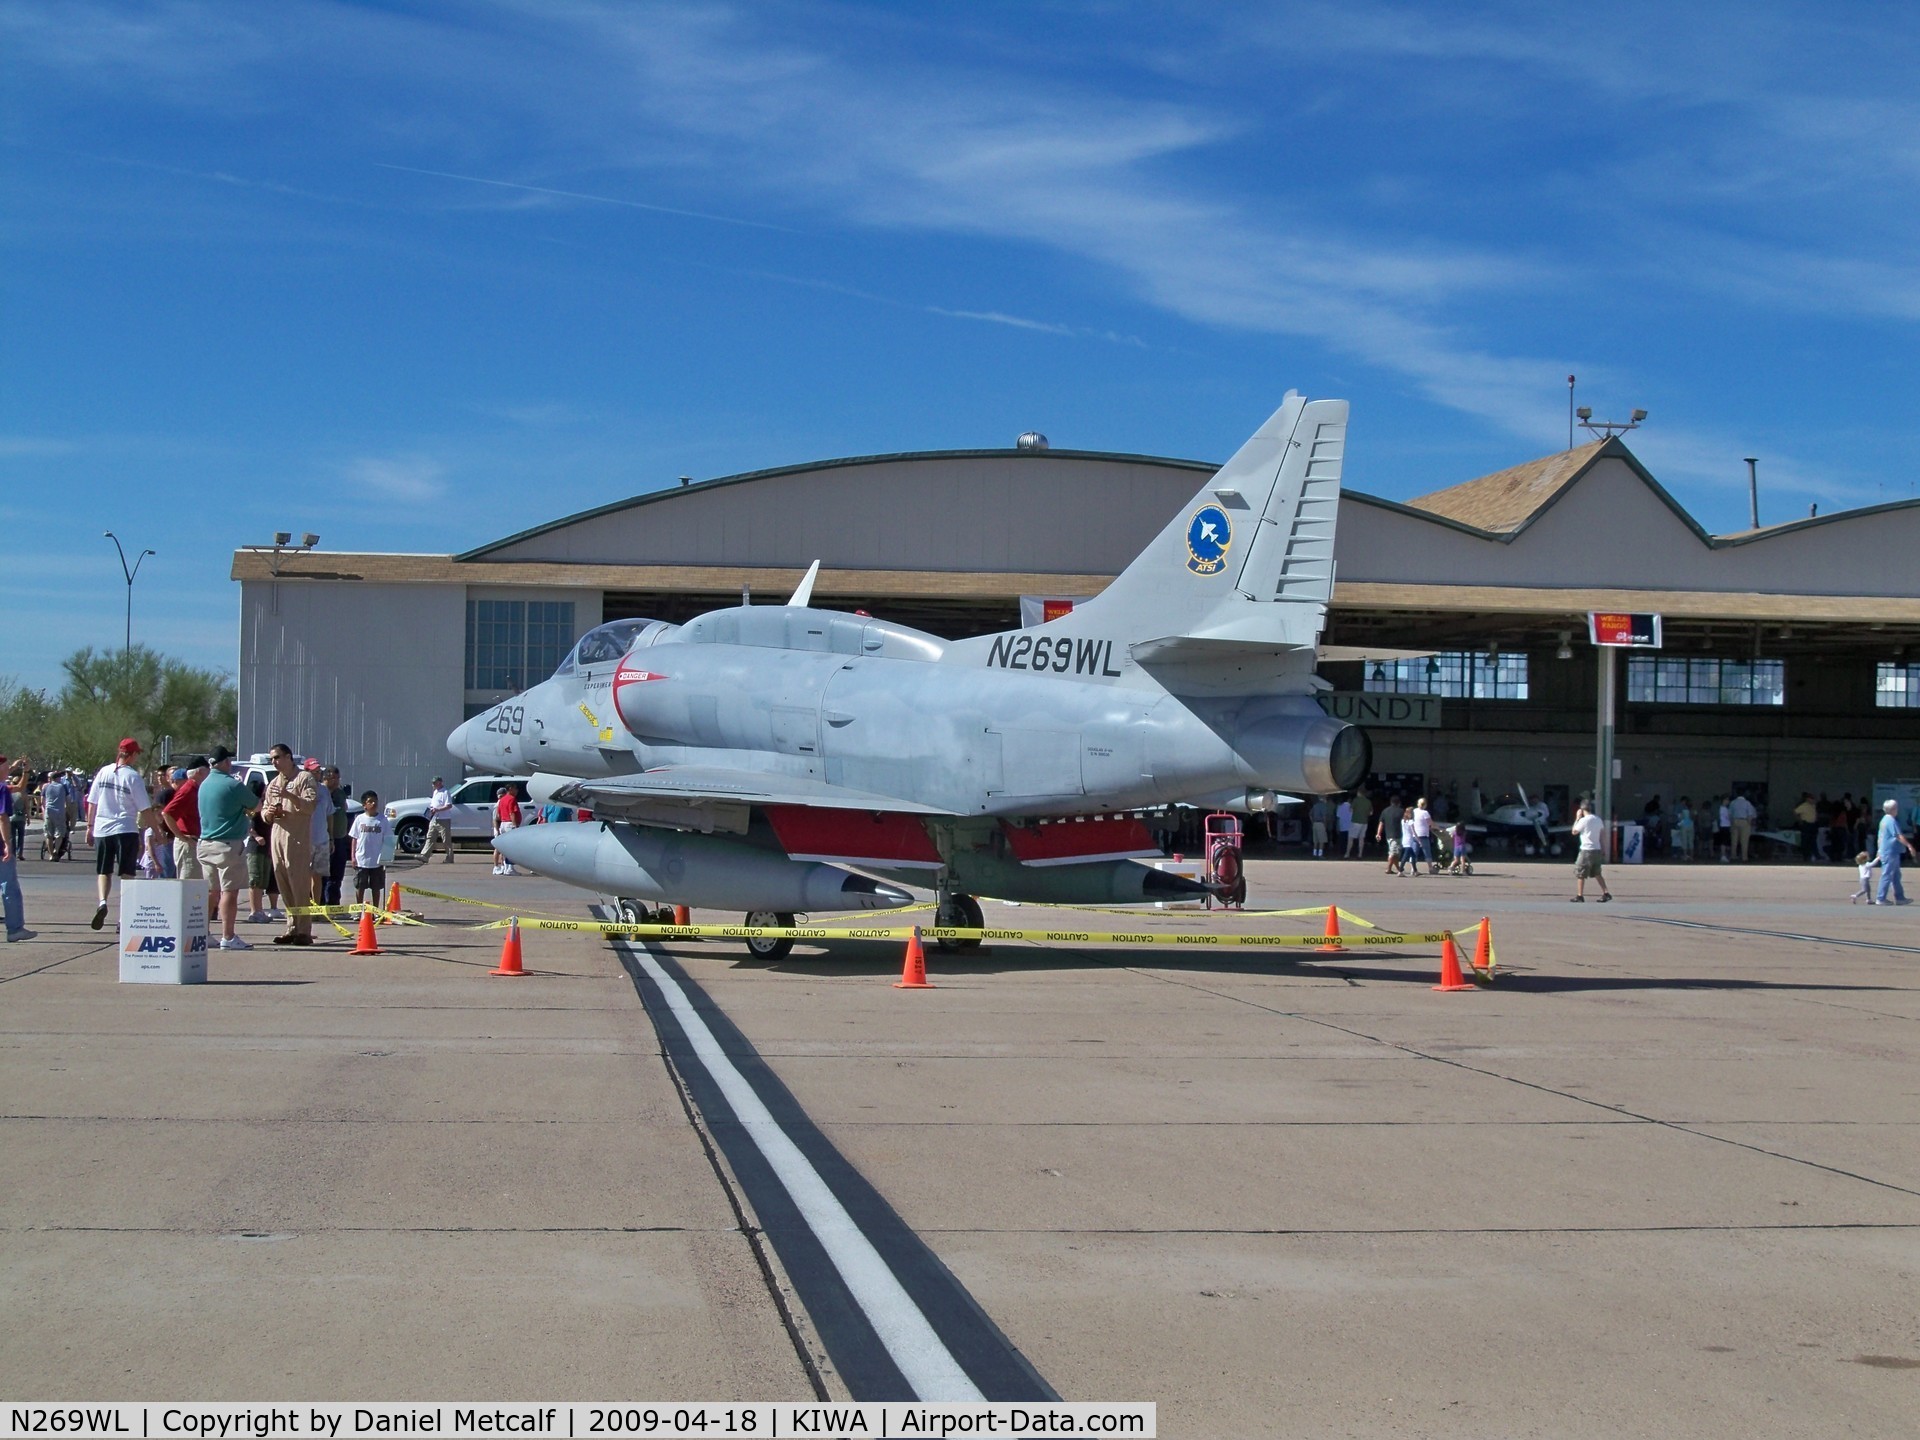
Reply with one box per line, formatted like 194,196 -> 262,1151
1596,644 -> 1616,842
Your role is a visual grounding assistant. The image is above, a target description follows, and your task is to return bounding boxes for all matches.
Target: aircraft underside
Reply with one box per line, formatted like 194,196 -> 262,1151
489,806 -> 1215,958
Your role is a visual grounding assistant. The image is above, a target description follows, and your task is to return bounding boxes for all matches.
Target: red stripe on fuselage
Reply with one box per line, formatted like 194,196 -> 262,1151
765,806 -> 943,867
1002,815 -> 1157,865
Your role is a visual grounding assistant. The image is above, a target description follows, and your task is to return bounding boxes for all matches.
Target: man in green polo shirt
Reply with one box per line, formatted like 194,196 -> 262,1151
196,746 -> 258,950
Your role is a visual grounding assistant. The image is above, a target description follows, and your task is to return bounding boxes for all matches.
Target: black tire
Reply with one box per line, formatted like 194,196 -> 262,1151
395,818 -> 428,857
935,894 -> 983,952
616,897 -> 647,925
744,910 -> 794,961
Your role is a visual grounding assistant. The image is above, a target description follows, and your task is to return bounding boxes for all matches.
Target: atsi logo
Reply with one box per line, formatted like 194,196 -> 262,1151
1185,504 -> 1231,575
125,934 -> 176,954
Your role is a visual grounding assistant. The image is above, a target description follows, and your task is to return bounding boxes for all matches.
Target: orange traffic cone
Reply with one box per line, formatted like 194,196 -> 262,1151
490,917 -> 527,977
894,927 -> 933,989
1433,930 -> 1476,992
351,905 -> 383,955
1472,916 -> 1495,976
1314,904 -> 1345,953
381,882 -> 402,925
673,904 -> 691,927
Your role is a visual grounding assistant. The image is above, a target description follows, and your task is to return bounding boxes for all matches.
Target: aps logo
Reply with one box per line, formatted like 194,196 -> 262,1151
124,934 -> 208,955
1185,503 -> 1232,575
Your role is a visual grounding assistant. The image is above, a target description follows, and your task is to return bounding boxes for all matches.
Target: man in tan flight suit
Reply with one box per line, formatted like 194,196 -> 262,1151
259,742 -> 318,946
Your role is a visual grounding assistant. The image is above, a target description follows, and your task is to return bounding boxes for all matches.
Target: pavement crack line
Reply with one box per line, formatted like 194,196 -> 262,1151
0,941 -> 114,984
1054,946 -> 1920,1204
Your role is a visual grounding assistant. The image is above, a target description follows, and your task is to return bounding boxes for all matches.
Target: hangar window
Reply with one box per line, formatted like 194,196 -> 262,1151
1626,656 -> 1784,706
465,599 -> 576,690
1364,651 -> 1528,700
1874,662 -> 1920,707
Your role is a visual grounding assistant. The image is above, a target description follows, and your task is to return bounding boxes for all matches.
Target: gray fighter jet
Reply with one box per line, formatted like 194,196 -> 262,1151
451,391 -> 1369,956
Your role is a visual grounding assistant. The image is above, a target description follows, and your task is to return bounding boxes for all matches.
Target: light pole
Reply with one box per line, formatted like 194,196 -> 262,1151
103,532 -> 155,660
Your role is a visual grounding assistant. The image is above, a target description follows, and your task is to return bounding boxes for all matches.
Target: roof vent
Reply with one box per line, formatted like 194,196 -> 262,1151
1016,431 -> 1049,451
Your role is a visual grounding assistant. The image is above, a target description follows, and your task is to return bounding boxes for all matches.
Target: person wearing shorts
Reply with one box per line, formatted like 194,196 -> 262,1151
492,784 -> 521,875
195,747 -> 257,949
350,792 -> 391,908
86,738 -> 153,930
1570,800 -> 1611,903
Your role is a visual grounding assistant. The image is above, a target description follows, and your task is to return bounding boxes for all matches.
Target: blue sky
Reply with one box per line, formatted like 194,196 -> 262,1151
4,1 -> 1917,691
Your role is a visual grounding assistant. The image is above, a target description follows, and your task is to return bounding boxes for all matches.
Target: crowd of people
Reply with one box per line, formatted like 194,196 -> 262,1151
0,740 -> 398,948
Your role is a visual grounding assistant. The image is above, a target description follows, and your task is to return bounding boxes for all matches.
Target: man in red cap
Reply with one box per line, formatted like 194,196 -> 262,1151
86,738 -> 156,930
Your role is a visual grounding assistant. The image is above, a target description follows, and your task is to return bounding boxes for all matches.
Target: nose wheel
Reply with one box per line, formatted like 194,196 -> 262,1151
934,893 -> 983,952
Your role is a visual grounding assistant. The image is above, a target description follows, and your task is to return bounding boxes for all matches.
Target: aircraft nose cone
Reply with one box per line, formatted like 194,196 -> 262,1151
447,715 -> 476,766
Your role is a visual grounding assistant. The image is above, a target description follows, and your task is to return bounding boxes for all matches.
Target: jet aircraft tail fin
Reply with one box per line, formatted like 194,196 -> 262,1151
951,392 -> 1347,684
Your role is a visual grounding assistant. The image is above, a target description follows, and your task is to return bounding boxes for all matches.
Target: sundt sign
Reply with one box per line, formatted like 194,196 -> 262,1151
1315,692 -> 1441,728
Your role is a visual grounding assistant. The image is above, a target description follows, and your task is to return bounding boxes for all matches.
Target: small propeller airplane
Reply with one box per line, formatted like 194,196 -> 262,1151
1464,783 -> 1571,856
451,391 -> 1371,957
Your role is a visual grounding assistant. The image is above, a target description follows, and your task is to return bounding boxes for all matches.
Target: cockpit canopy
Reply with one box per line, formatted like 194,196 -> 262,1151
551,618 -> 668,677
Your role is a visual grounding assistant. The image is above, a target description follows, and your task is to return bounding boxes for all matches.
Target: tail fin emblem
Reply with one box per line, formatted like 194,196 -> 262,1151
1185,504 -> 1232,575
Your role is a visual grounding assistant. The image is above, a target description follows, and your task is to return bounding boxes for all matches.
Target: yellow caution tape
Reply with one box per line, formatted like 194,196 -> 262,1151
294,898 -> 1496,972
495,915 -> 1474,950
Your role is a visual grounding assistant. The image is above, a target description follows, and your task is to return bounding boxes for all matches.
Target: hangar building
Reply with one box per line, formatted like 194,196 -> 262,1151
234,435 -> 1920,832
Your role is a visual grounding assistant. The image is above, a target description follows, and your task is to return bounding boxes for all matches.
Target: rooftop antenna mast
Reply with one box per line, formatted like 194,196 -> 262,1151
1567,375 -> 1576,451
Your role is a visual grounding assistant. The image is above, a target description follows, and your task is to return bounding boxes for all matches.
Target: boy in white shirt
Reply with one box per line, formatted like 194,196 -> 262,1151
349,792 -> 393,909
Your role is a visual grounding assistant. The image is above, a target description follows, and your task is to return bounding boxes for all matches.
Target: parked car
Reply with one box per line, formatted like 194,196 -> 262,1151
386,775 -> 532,856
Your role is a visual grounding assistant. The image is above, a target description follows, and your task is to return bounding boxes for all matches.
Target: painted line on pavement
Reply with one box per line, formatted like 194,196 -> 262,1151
605,927 -> 1056,1403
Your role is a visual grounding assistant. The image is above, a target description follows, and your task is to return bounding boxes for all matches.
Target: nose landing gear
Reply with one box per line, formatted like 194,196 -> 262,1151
934,889 -> 983,952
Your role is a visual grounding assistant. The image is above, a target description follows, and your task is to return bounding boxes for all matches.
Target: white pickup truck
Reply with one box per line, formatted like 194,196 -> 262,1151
385,775 -> 533,856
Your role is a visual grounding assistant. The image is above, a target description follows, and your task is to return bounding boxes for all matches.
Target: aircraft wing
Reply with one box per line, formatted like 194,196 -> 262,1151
530,767 -> 956,835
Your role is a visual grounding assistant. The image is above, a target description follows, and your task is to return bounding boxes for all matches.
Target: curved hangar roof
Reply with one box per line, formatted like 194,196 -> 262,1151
461,448 -> 1214,576
445,439 -> 1920,622
232,438 -> 1920,631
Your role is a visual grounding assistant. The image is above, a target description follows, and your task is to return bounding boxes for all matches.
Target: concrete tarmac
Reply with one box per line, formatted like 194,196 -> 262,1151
3,844 -> 1918,1436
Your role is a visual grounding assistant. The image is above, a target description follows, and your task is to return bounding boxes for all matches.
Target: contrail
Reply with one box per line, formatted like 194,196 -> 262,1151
374,162 -> 792,231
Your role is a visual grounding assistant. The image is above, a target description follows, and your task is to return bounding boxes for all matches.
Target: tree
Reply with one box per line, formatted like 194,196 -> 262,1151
0,646 -> 236,769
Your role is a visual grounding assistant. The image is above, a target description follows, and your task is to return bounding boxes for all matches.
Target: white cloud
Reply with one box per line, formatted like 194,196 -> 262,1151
342,455 -> 447,503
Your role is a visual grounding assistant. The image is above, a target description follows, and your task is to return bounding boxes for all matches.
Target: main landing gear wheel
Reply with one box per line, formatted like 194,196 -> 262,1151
934,894 -> 984,952
616,897 -> 649,926
744,910 -> 795,961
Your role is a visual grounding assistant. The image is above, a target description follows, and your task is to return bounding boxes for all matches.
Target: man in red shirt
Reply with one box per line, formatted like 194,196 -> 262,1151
162,756 -> 209,891
491,784 -> 521,876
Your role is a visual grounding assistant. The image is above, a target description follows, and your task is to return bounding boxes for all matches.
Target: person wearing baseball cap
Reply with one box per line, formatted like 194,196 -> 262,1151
195,746 -> 258,950
86,739 -> 156,929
